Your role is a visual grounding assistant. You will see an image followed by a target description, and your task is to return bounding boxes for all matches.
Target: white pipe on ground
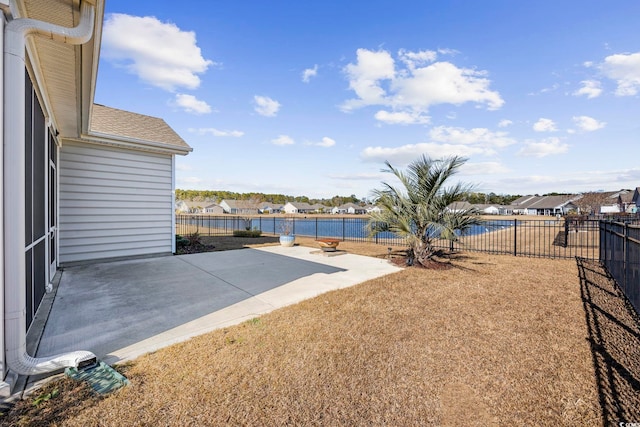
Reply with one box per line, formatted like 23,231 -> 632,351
3,1 -> 96,377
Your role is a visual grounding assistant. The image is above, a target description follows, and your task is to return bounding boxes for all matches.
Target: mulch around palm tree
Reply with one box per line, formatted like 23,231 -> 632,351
5,239 -> 634,425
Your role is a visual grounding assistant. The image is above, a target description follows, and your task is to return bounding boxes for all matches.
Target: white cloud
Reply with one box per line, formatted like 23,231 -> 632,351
498,119 -> 513,128
573,80 -> 602,98
572,115 -> 606,131
342,49 -> 396,109
102,14 -> 213,91
272,135 -> 294,146
428,126 -> 516,148
328,172 -> 384,181
398,48 -> 437,69
302,65 -> 318,83
374,110 -> 430,125
341,48 -> 504,122
315,137 -> 336,147
600,52 -> 640,96
189,127 -> 244,137
462,161 -> 510,175
178,176 -> 203,185
518,137 -> 569,158
174,94 -> 211,114
533,118 -> 557,132
361,142 -> 488,165
254,95 -> 281,117
360,125 -> 515,166
394,62 -> 504,110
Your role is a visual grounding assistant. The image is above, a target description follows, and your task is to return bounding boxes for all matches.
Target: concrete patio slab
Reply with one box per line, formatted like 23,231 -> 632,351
33,245 -> 401,369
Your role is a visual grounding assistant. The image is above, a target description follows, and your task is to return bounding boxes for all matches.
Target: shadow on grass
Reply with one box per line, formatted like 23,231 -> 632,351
576,257 -> 640,424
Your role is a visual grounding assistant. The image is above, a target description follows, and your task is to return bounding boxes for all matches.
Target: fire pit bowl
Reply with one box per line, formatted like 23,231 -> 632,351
316,238 -> 340,252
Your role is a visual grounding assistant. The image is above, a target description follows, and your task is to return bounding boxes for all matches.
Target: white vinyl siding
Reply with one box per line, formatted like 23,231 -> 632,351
59,141 -> 173,264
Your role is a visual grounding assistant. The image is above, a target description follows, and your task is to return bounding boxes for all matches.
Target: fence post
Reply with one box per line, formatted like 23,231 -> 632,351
513,219 -> 517,256
342,218 -> 345,241
598,220 -> 607,266
624,222 -> 629,297
315,217 -> 318,240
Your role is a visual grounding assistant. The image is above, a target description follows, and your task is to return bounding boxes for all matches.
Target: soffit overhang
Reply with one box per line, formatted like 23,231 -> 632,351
13,0 -> 102,139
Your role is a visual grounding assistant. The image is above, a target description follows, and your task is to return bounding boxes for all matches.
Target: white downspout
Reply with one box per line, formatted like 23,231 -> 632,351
171,156 -> 176,253
4,1 -> 96,377
0,10 -> 5,385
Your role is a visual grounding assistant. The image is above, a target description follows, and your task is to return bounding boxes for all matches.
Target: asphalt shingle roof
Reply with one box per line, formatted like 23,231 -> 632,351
90,104 -> 192,152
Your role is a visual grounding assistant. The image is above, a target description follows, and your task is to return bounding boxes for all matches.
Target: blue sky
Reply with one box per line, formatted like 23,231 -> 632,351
94,0 -> 640,200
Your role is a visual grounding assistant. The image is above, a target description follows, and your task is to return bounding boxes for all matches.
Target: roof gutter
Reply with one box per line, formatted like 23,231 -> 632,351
3,1 -> 96,381
79,132 -> 194,156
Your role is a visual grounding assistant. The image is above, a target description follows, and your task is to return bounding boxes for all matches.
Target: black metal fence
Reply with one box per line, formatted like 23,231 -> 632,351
175,214 -> 406,245
436,218 -> 601,260
599,221 -> 640,315
176,215 -> 604,259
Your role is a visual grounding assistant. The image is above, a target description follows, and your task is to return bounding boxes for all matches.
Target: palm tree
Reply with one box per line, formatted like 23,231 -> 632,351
368,155 -> 481,267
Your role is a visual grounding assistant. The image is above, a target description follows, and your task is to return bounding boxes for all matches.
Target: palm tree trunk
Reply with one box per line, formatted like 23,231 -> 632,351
410,239 -> 436,267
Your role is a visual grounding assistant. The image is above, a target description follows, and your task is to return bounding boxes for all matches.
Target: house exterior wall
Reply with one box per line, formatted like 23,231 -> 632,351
58,141 -> 174,264
283,202 -> 298,214
600,204 -> 621,214
204,205 -> 224,214
219,200 -> 232,213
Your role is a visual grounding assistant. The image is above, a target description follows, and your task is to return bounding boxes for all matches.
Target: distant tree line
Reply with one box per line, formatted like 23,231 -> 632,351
462,192 -> 522,205
175,189 -> 361,207
176,189 -> 523,208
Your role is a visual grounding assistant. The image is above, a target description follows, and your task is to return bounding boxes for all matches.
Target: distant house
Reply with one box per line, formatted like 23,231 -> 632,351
220,200 -> 260,215
365,205 -> 382,214
283,202 -> 315,214
602,189 -> 638,214
508,195 -> 539,215
341,203 -> 366,214
473,204 -> 501,215
258,203 -> 283,214
203,204 -> 224,214
331,206 -> 347,215
175,200 -> 189,213
508,195 -> 578,216
630,188 -> 640,213
620,189 -> 637,213
446,201 -> 473,213
310,203 -> 328,213
176,200 -> 207,213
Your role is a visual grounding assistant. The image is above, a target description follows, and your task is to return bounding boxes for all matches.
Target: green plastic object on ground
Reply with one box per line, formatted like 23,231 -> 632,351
65,361 -> 129,395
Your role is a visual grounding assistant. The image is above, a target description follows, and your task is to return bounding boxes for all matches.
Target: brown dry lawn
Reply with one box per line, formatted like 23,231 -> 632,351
3,237 -> 608,425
